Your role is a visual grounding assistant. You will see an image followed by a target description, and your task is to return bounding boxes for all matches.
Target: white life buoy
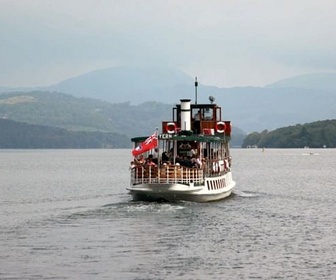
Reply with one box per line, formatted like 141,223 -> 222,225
216,121 -> 226,133
166,122 -> 176,134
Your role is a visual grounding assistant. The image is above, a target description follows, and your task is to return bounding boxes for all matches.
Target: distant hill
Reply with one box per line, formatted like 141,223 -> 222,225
242,119 -> 336,148
1,68 -> 336,134
0,91 -> 245,147
0,119 -> 130,148
0,91 -> 171,137
266,72 -> 336,92
48,66 -> 194,104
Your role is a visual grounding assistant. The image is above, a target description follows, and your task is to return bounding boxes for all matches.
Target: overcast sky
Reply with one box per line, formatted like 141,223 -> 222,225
1,0 -> 336,87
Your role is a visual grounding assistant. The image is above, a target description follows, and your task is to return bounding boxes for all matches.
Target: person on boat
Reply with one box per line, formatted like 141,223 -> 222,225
191,154 -> 202,168
134,154 -> 145,165
146,155 -> 157,166
129,161 -> 136,170
202,158 -> 207,169
180,156 -> 193,168
188,148 -> 197,158
161,151 -> 169,163
168,147 -> 174,162
193,110 -> 201,134
152,148 -> 159,164
175,154 -> 182,165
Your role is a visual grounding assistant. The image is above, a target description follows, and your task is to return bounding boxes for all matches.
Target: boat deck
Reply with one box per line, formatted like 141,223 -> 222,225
131,163 -> 228,186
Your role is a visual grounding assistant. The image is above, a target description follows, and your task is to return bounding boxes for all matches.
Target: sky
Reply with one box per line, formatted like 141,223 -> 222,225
1,0 -> 336,88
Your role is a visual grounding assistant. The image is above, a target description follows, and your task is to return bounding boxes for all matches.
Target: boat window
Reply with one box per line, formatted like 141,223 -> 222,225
204,108 -> 213,120
216,107 -> 221,121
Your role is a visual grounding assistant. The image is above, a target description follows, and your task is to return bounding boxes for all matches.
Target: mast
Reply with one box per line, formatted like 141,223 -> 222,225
195,77 -> 198,104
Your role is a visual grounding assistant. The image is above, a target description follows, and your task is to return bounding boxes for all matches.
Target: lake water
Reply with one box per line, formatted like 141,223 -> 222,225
0,149 -> 335,279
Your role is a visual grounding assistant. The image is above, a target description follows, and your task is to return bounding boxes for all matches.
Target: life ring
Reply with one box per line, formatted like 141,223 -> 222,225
216,121 -> 226,133
166,122 -> 176,134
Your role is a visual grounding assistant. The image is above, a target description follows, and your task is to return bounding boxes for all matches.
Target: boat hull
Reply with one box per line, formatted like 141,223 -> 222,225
127,172 -> 236,203
128,187 -> 234,203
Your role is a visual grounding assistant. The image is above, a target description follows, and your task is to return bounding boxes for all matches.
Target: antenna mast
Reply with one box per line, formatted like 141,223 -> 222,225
195,77 -> 198,104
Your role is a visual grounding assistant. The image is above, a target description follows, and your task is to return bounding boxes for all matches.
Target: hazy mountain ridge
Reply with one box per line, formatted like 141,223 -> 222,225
48,66 -> 195,104
0,91 -> 171,137
0,91 -> 245,147
265,72 -> 336,92
1,67 -> 336,133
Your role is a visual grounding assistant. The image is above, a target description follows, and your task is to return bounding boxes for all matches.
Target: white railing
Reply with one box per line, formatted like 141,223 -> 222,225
131,165 -> 204,185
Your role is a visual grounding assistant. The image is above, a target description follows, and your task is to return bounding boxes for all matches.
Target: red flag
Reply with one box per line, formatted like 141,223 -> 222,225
132,131 -> 158,157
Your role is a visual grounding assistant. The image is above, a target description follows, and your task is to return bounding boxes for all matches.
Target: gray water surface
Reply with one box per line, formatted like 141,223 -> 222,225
0,149 -> 335,279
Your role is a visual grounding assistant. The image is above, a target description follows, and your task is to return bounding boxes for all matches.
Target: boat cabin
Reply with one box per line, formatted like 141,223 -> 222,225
162,99 -> 231,137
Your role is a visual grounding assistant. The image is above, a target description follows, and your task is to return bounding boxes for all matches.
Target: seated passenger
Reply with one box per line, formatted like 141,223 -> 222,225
188,148 -> 197,157
129,161 -> 136,169
134,155 -> 145,165
152,148 -> 159,164
161,151 -> 169,163
191,154 -> 202,168
146,155 -> 157,166
180,156 -> 192,168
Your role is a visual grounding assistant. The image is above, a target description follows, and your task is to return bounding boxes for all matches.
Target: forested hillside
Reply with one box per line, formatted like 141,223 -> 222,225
1,69 -> 336,134
0,91 -> 171,137
242,120 -> 336,148
0,119 -> 129,148
0,91 -> 245,147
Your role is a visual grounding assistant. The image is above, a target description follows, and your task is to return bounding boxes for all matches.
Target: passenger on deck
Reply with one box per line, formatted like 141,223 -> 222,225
193,110 -> 201,134
175,154 -> 182,165
134,155 -> 145,165
168,148 -> 174,162
146,155 -> 157,166
188,148 -> 197,157
161,151 -> 169,163
129,161 -> 136,170
202,158 -> 207,171
149,148 -> 159,165
152,148 -> 159,164
191,154 -> 202,168
180,156 -> 192,168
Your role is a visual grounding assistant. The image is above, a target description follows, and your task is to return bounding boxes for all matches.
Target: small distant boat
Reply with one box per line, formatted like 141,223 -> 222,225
127,79 -> 236,202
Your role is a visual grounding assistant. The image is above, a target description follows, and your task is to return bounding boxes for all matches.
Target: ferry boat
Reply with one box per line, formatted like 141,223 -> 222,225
127,82 -> 236,202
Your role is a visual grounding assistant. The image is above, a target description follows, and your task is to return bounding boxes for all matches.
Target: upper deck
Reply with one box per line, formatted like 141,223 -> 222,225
162,99 -> 231,137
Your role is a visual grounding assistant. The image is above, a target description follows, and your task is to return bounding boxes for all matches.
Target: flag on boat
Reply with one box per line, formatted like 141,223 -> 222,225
132,131 -> 158,157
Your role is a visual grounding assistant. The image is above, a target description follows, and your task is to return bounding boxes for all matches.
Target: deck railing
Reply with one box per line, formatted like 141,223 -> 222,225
131,165 -> 204,185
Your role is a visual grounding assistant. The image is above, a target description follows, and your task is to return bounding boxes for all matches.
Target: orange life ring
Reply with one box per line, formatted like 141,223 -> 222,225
216,121 -> 226,133
166,122 -> 176,134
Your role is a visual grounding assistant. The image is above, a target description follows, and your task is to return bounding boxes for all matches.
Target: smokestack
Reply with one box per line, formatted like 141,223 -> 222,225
180,99 -> 191,131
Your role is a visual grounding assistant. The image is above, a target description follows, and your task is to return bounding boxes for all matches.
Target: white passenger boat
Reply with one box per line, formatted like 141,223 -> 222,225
127,82 -> 235,202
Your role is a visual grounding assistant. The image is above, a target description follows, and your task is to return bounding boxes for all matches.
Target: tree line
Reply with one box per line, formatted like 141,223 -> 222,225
0,119 -> 130,148
242,119 -> 336,148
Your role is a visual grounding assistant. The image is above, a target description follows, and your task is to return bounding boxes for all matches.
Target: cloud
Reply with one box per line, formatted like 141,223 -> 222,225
1,0 -> 336,87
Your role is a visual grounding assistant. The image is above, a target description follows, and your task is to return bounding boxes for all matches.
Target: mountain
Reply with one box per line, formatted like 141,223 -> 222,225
214,86 -> 336,132
0,91 -> 171,137
265,72 -> 336,92
1,68 -> 336,134
43,69 -> 336,133
0,91 -> 245,147
48,66 -> 194,104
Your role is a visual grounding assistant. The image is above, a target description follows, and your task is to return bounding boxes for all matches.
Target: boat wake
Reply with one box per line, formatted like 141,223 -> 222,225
105,200 -> 187,215
233,190 -> 259,197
